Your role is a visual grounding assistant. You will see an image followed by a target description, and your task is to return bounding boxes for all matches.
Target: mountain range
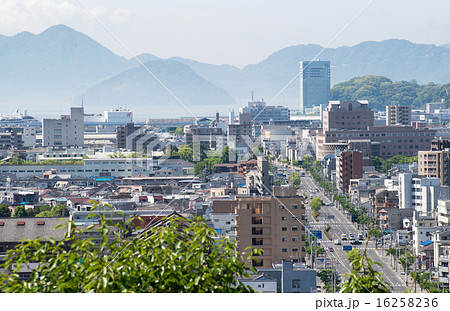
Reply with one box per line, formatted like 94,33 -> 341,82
1,24 -> 450,117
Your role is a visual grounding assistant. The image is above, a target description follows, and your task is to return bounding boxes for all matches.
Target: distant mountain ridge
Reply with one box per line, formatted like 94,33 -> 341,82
1,25 -> 450,117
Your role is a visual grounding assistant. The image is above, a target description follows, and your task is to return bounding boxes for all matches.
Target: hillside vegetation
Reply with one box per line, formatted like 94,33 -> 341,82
331,75 -> 450,111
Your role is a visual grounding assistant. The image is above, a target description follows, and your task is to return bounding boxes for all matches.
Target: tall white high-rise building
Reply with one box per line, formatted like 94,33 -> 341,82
299,60 -> 330,114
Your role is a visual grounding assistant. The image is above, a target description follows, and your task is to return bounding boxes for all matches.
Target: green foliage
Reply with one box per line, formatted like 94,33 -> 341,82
220,145 -> 230,164
341,252 -> 392,293
0,204 -> 11,217
194,157 -> 222,177
12,206 -> 27,218
331,75 -> 450,111
346,249 -> 361,268
0,209 -> 257,293
177,145 -> 194,163
410,271 -> 445,293
174,127 -> 184,136
35,211 -> 53,218
371,155 -> 417,173
51,204 -> 70,217
288,172 -> 301,187
0,157 -> 84,166
310,197 -> 322,212
317,269 -> 341,293
108,152 -> 126,158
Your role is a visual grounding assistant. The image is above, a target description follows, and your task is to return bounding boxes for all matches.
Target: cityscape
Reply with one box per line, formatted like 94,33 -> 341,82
0,1 -> 450,301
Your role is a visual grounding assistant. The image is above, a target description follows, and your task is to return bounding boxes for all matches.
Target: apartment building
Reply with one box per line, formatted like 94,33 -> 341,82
338,150 -> 363,193
212,186 -> 306,268
399,173 -> 449,215
419,139 -> 450,186
42,107 -> 84,147
227,113 -> 252,161
386,105 -> 411,126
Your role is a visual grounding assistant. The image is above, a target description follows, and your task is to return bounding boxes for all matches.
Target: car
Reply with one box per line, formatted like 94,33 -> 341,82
341,234 -> 347,240
358,233 -> 364,240
328,247 -> 334,252
351,240 -> 362,245
349,233 -> 355,240
334,239 -> 341,245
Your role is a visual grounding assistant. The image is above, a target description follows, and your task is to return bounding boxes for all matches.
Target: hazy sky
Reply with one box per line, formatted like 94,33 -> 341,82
0,0 -> 449,67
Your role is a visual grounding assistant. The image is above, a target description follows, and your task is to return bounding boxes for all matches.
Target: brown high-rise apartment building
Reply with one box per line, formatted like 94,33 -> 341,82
212,186 -> 306,268
419,139 -> 450,186
339,150 -> 363,193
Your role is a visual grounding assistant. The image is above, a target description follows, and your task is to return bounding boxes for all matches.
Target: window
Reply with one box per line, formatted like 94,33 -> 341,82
279,205 -> 285,210
292,279 -> 300,289
282,227 -> 287,231
282,237 -> 287,242
292,216 -> 298,221
282,248 -> 287,252
292,205 -> 298,210
292,248 -> 299,252
292,237 -> 299,242
292,226 -> 298,231
281,216 -> 287,221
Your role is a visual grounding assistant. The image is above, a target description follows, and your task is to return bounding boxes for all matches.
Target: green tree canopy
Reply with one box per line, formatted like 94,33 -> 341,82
0,204 -> 11,217
0,211 -> 257,293
51,204 -> 70,217
289,172 -> 301,187
12,206 -> 27,218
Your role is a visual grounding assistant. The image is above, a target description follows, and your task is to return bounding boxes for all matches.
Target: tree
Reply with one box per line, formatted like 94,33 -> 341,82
0,210 -> 258,293
51,204 -> 70,217
178,145 -> 194,163
346,249 -> 361,268
317,269 -> 341,293
220,145 -> 230,164
310,197 -> 322,212
0,204 -> 11,217
35,211 -> 53,218
12,206 -> 27,218
174,127 -> 184,136
288,172 -> 301,187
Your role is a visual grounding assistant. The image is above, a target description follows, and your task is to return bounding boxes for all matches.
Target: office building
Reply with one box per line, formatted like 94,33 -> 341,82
42,107 -> 84,147
299,60 -> 330,114
240,99 -> 290,123
323,100 -> 374,131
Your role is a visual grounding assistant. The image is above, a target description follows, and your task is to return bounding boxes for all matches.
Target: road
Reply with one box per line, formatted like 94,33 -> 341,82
298,173 -> 407,293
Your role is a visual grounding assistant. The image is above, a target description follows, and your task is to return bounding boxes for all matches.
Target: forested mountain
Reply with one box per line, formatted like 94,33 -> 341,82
331,75 -> 450,111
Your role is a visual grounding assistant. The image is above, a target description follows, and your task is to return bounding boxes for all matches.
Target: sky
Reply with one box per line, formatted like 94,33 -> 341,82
0,0 -> 449,68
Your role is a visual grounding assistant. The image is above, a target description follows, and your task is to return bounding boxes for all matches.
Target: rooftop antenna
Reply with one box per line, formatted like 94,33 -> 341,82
251,91 -> 254,101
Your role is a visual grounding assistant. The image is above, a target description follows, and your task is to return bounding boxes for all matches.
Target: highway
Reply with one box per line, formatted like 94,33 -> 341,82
297,172 -> 408,293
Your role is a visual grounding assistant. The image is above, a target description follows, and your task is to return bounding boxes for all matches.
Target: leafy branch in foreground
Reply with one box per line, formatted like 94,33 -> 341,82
0,205 -> 257,293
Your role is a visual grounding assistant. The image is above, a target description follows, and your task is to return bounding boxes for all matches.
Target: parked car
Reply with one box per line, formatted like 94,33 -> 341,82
334,239 -> 341,245
358,233 -> 364,240
341,234 -> 347,240
349,233 -> 355,240
351,240 -> 362,245
328,247 -> 334,252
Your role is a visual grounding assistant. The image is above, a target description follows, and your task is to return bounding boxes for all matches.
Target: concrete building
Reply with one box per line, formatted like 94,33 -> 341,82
323,100 -> 373,131
184,125 -> 224,150
317,125 -> 436,160
338,151 -> 363,193
438,199 -> 450,226
418,150 -> 450,186
240,99 -> 290,123
399,173 -> 449,215
227,113 -> 253,161
299,60 -> 330,114
116,123 -> 139,149
212,186 -> 306,268
386,105 -> 411,126
42,107 -> 84,147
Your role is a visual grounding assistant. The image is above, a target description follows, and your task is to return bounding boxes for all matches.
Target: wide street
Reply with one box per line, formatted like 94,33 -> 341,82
296,171 -> 408,293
